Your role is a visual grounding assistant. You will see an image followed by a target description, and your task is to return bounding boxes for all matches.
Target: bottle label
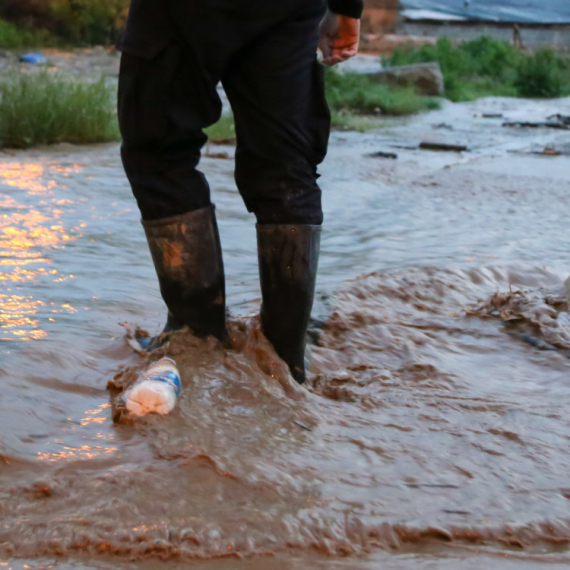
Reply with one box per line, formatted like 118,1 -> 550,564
148,371 -> 182,398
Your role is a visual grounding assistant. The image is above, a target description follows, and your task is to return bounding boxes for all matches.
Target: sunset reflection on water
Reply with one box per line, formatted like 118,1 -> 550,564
37,403 -> 116,462
37,444 -> 118,462
0,162 -> 56,195
0,160 -> 85,341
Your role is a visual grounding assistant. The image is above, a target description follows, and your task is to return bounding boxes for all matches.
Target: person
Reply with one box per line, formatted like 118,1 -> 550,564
117,0 -> 362,384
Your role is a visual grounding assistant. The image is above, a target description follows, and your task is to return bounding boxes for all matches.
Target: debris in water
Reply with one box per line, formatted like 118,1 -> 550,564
205,151 -> 232,159
503,114 -> 570,130
509,144 -> 570,156
293,420 -> 312,431
541,147 -> 562,156
419,141 -> 468,152
122,357 -> 182,417
432,122 -> 454,130
516,333 -> 558,351
367,151 -> 398,159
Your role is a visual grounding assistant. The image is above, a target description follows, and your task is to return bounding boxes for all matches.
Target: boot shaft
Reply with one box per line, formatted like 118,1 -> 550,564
142,205 -> 227,340
257,224 -> 321,383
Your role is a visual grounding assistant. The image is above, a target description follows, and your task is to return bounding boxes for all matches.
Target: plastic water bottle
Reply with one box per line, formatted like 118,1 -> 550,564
123,357 -> 182,417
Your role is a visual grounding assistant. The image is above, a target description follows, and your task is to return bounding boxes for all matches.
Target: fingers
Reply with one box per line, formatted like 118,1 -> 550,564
321,47 -> 359,67
321,54 -> 343,66
319,39 -> 334,62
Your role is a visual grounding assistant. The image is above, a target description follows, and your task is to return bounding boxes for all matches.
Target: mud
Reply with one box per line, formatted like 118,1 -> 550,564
1,96 -> 570,568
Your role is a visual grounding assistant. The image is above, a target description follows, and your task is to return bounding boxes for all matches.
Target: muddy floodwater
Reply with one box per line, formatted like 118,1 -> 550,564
2,97 -> 570,569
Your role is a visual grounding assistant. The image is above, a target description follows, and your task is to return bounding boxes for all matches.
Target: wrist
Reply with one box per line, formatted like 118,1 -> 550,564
327,0 -> 363,19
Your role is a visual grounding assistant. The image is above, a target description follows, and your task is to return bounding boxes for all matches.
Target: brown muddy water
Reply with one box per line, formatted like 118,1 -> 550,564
1,97 -> 570,569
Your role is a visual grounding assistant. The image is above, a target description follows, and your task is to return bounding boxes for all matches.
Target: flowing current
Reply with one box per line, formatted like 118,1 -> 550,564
1,97 -> 570,569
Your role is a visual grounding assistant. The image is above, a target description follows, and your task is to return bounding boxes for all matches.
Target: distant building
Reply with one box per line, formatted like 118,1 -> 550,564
362,0 -> 399,33
362,0 -> 570,50
399,0 -> 570,25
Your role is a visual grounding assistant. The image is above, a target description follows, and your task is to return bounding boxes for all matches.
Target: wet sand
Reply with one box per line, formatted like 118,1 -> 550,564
1,96 -> 570,568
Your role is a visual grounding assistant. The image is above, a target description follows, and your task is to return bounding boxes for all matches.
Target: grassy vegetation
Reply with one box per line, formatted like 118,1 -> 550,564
0,19 -> 55,49
0,0 -> 128,45
204,115 -> 236,143
0,72 -> 119,148
384,36 -> 570,101
5,37 -> 566,148
0,65 -> 437,149
325,67 -> 440,116
0,70 -> 239,149
49,0 -> 128,45
324,67 -> 441,131
515,49 -> 568,98
330,111 -> 387,132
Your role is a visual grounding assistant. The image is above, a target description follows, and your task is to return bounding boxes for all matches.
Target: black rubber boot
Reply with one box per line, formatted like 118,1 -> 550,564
257,224 -> 321,384
141,205 -> 228,344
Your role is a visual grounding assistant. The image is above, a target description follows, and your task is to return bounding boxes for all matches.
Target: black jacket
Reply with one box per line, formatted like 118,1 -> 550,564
328,0 -> 363,18
118,0 -> 363,59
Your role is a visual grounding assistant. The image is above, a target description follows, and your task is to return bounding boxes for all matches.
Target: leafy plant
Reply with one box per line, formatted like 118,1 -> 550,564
49,0 -> 129,45
0,18 -> 54,48
384,37 -> 570,101
515,49 -> 565,98
0,0 -> 129,45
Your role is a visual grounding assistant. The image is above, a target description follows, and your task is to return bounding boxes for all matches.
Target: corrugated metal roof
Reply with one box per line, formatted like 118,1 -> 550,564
399,0 -> 570,24
401,8 -> 467,20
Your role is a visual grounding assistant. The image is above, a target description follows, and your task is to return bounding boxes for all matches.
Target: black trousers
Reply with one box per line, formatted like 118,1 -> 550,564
118,0 -> 331,225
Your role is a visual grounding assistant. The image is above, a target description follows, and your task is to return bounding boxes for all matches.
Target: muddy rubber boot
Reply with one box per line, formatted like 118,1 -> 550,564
257,224 -> 321,384
141,205 -> 228,345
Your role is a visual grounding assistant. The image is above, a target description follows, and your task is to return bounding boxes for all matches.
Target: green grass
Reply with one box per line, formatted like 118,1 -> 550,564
0,72 -> 120,148
325,67 -> 441,116
204,114 -> 236,142
330,110 -> 387,132
0,61 -> 439,149
0,0 -> 128,46
48,0 -> 129,45
0,19 -> 55,49
515,49 -> 568,98
384,36 -> 570,101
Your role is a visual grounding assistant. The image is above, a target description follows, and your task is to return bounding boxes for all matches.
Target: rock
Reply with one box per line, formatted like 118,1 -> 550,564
368,62 -> 444,96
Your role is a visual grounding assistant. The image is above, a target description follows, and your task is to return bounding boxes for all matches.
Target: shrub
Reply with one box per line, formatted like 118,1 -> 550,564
384,37 -> 569,101
0,18 -> 54,48
0,72 -> 120,148
0,0 -> 129,45
49,0 -> 129,45
515,49 -> 565,98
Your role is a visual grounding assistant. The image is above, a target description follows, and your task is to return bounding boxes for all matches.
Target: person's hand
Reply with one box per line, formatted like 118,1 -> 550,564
319,10 -> 360,66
